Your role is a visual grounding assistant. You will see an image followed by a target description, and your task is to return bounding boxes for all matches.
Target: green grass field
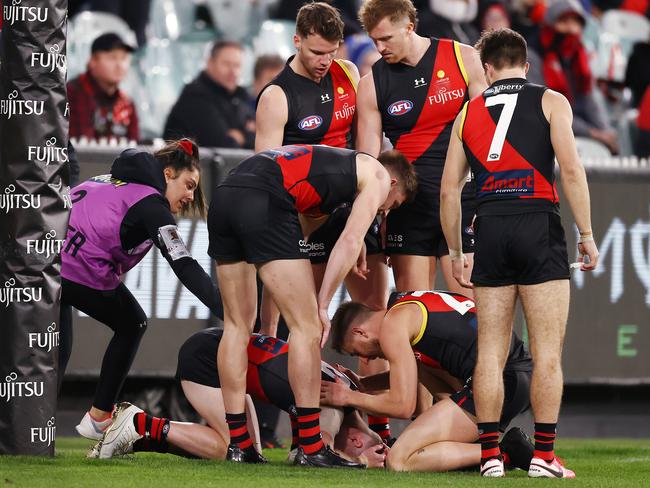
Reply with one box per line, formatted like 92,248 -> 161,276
1,438 -> 649,487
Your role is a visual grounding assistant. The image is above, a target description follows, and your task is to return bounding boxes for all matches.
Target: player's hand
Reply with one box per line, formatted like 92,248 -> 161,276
352,243 -> 369,280
451,254 -> 473,289
578,240 -> 599,271
318,306 -> 331,348
334,363 -> 363,391
320,377 -> 348,407
360,443 -> 388,468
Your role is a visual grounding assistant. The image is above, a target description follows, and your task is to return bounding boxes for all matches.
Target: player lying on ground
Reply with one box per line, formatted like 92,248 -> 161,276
321,290 -> 534,472
95,329 -> 386,467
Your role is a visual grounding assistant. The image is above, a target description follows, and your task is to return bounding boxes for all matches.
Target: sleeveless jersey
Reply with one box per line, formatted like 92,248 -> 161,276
221,144 -> 357,217
460,79 -> 559,215
388,291 -> 531,379
373,38 -> 469,173
267,58 -> 357,148
61,175 -> 158,290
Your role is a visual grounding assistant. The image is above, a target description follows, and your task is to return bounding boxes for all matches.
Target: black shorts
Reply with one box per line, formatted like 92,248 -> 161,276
208,185 -> 308,264
451,370 -> 531,432
385,176 -> 476,257
471,212 -> 570,286
307,206 -> 383,265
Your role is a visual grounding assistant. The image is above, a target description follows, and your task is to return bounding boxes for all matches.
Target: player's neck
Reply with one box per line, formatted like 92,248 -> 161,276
489,68 -> 527,85
290,55 -> 324,83
401,34 -> 430,66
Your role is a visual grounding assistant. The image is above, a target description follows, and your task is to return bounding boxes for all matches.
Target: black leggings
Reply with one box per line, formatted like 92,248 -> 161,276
59,279 -> 148,412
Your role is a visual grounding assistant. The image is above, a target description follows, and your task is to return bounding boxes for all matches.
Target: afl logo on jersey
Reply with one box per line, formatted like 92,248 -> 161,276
299,115 -> 323,130
388,100 -> 413,116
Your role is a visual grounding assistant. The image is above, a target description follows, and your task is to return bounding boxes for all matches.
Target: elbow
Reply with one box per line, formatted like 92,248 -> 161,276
560,163 -> 586,183
392,399 -> 416,419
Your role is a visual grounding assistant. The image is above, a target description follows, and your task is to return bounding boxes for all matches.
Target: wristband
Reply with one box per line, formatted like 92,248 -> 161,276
578,235 -> 594,244
448,249 -> 463,259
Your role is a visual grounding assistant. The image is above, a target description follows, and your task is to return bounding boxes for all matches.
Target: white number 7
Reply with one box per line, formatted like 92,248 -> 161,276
485,93 -> 519,162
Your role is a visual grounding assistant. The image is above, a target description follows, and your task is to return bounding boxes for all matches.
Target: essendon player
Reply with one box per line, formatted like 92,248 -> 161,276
323,291 -> 534,473
207,144 -> 416,466
95,331 -> 386,467
440,28 -> 599,478
356,0 -> 487,295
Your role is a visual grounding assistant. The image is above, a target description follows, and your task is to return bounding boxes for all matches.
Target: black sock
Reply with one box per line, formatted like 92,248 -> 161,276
295,407 -> 324,455
534,422 -> 557,462
478,422 -> 501,464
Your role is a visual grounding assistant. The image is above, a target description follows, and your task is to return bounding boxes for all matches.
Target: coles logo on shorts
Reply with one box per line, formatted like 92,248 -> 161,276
479,170 -> 534,197
387,100 -> 413,116
298,115 -> 323,130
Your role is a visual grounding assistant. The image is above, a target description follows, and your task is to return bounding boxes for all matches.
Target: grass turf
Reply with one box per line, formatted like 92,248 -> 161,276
1,438 -> 649,487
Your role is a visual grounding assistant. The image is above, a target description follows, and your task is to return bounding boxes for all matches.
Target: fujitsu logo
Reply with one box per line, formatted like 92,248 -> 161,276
27,229 -> 66,259
1,90 -> 45,119
428,87 -> 465,105
0,184 -> 42,213
334,102 -> 355,121
28,137 -> 69,165
30,44 -> 67,74
31,417 -> 56,446
29,322 -> 60,352
0,372 -> 45,403
0,278 -> 43,308
2,0 -> 49,25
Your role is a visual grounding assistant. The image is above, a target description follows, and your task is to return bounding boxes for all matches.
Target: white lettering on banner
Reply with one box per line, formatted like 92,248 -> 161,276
30,417 -> 56,446
26,229 -> 66,259
0,184 -> 42,213
0,372 -> 45,402
175,220 -> 211,319
573,210 -> 650,307
30,44 -> 66,74
28,137 -> 69,165
28,322 -> 60,352
0,90 -> 45,119
2,0 -> 49,25
64,102 -> 70,118
0,278 -> 43,308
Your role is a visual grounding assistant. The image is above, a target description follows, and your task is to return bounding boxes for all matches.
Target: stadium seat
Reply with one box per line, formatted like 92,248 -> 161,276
253,19 -> 296,60
204,0 -> 270,43
601,10 -> 650,45
148,0 -> 198,40
575,136 -> 612,162
67,12 -> 137,79
592,32 -> 627,83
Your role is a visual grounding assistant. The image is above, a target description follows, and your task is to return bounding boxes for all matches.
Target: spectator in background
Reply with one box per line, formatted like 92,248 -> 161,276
530,0 -> 619,153
625,39 -> 650,108
164,41 -> 255,149
251,54 -> 286,100
509,0 -> 546,41
417,0 -> 479,43
67,33 -> 140,143
635,87 -> 650,157
345,34 -> 381,77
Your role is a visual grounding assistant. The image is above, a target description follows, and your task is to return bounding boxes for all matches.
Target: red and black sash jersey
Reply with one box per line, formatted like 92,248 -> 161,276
460,78 -> 559,216
373,38 -> 469,174
387,291 -> 531,380
263,57 -> 357,148
247,334 -> 357,412
221,144 -> 357,217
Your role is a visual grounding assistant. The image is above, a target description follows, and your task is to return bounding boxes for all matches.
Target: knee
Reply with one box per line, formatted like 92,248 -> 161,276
385,441 -> 409,472
206,437 -> 228,460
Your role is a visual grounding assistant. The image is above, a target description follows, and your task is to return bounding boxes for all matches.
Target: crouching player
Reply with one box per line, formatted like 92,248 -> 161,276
322,290 -> 534,473
96,329 -> 385,467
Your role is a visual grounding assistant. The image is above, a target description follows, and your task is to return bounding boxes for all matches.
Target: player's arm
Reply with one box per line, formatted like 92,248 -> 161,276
321,307 -> 419,418
341,59 -> 361,87
317,155 -> 391,345
254,84 -> 288,152
440,111 -> 472,288
457,43 -> 488,99
355,72 -> 383,157
544,89 -> 599,270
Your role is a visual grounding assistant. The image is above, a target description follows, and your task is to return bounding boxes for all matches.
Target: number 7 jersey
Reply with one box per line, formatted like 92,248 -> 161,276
459,78 -> 559,216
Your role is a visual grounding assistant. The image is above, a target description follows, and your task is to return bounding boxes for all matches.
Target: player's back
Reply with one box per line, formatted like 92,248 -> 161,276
461,79 -> 558,216
222,144 -> 357,216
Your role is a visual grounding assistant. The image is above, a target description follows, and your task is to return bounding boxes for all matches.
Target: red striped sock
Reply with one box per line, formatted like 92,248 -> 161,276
478,422 -> 501,464
133,413 -> 170,442
226,412 -> 253,450
296,407 -> 324,455
367,416 -> 391,441
534,422 -> 557,462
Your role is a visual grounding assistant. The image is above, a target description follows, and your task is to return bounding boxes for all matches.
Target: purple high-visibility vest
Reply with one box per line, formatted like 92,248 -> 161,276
61,175 -> 159,290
